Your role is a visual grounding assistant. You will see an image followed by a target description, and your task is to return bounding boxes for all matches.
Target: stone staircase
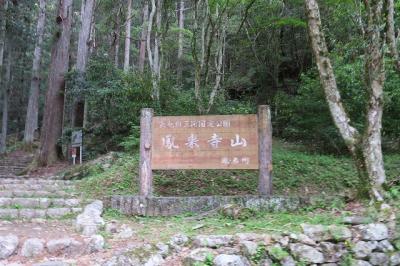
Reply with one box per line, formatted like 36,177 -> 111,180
0,152 -> 34,177
0,178 -> 84,220
0,152 -> 88,220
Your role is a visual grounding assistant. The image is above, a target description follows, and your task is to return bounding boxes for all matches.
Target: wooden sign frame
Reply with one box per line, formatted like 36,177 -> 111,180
138,105 -> 272,197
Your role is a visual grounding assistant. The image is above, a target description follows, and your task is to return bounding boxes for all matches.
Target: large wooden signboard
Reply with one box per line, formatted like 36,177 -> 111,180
138,106 -> 272,197
152,115 -> 258,169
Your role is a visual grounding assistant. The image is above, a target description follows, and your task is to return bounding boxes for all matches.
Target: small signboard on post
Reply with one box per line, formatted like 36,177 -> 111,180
71,130 -> 82,147
71,130 -> 83,165
139,106 -> 272,197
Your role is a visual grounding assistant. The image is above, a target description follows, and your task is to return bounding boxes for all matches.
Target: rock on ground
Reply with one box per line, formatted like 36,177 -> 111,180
102,255 -> 141,266
75,200 -> 105,236
289,243 -> 324,264
46,238 -> 83,256
240,240 -> 258,256
193,235 -> 233,248
369,252 -> 389,266
0,234 -> 19,259
352,241 -> 378,259
301,224 -> 330,242
353,260 -> 373,266
280,255 -> 296,266
355,223 -> 389,241
213,254 -> 251,266
183,248 -> 216,266
143,254 -> 164,266
319,242 -> 347,263
21,238 -> 45,257
116,224 -> 134,239
87,234 -> 105,253
156,243 -> 169,258
32,262 -> 72,266
391,252 -> 400,266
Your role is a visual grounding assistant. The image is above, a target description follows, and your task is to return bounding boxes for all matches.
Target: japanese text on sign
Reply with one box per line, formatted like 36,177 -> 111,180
152,115 -> 258,169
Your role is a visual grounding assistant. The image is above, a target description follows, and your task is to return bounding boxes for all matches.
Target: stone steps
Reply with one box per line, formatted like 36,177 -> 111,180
0,207 -> 82,219
0,176 -> 85,221
0,178 -> 75,185
0,160 -> 32,165
0,183 -> 76,192
0,197 -> 81,208
0,190 -> 78,198
0,153 -> 34,175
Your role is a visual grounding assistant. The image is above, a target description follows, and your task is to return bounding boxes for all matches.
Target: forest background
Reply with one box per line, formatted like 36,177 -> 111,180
0,0 -> 399,185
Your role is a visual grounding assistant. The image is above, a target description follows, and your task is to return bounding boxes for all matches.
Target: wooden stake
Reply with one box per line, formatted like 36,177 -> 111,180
258,105 -> 273,195
139,108 -> 153,197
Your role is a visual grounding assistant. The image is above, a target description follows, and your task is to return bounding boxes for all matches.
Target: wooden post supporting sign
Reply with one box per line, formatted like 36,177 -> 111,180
139,108 -> 153,197
257,105 -> 273,196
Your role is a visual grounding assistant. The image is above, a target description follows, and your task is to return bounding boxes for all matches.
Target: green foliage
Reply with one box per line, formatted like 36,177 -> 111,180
268,246 -> 289,261
66,56 -> 258,153
275,53 -> 400,153
109,211 -> 342,243
73,139 -> 399,204
76,153 -> 139,199
204,253 -> 214,266
251,245 -> 266,263
340,254 -> 355,266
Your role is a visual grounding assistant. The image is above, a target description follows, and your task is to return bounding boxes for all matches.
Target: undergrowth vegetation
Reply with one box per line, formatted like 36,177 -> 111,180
72,139 -> 400,200
101,209 -> 345,243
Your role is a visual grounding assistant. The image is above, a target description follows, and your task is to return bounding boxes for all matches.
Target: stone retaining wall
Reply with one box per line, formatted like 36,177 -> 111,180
110,195 -> 308,216
100,221 -> 400,266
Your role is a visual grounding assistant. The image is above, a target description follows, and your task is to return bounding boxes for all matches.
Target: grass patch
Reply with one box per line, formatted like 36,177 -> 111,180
102,209 -> 344,243
74,139 -> 400,199
75,153 -> 139,199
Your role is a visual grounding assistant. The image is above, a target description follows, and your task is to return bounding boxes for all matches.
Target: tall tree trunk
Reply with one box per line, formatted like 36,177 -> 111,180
155,0 -> 161,80
74,0 -> 95,129
147,0 -> 161,102
38,0 -> 73,166
123,0 -> 132,72
24,0 -> 47,144
177,0 -> 184,85
206,13 -> 225,113
362,0 -> 386,201
304,0 -> 386,201
112,6 -> 121,67
386,0 -> 400,73
77,0 -> 95,73
0,47 -> 11,154
0,0 -> 7,85
0,0 -> 8,154
138,3 -> 148,73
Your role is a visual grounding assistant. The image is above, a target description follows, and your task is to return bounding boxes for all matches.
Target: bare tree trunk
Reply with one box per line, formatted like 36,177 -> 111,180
38,0 -> 73,166
147,0 -> 155,75
0,47 -> 11,154
0,0 -> 7,84
112,6 -> 121,67
123,0 -> 132,72
138,3 -> 149,73
154,0 -> 161,100
192,0 -> 207,114
24,0 -> 47,144
386,0 -> 400,73
77,0 -> 95,73
72,0 -> 95,129
363,0 -> 386,202
177,0 -> 184,85
206,14 -> 225,113
0,0 -> 8,154
305,0 -> 386,201
147,0 -> 161,102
